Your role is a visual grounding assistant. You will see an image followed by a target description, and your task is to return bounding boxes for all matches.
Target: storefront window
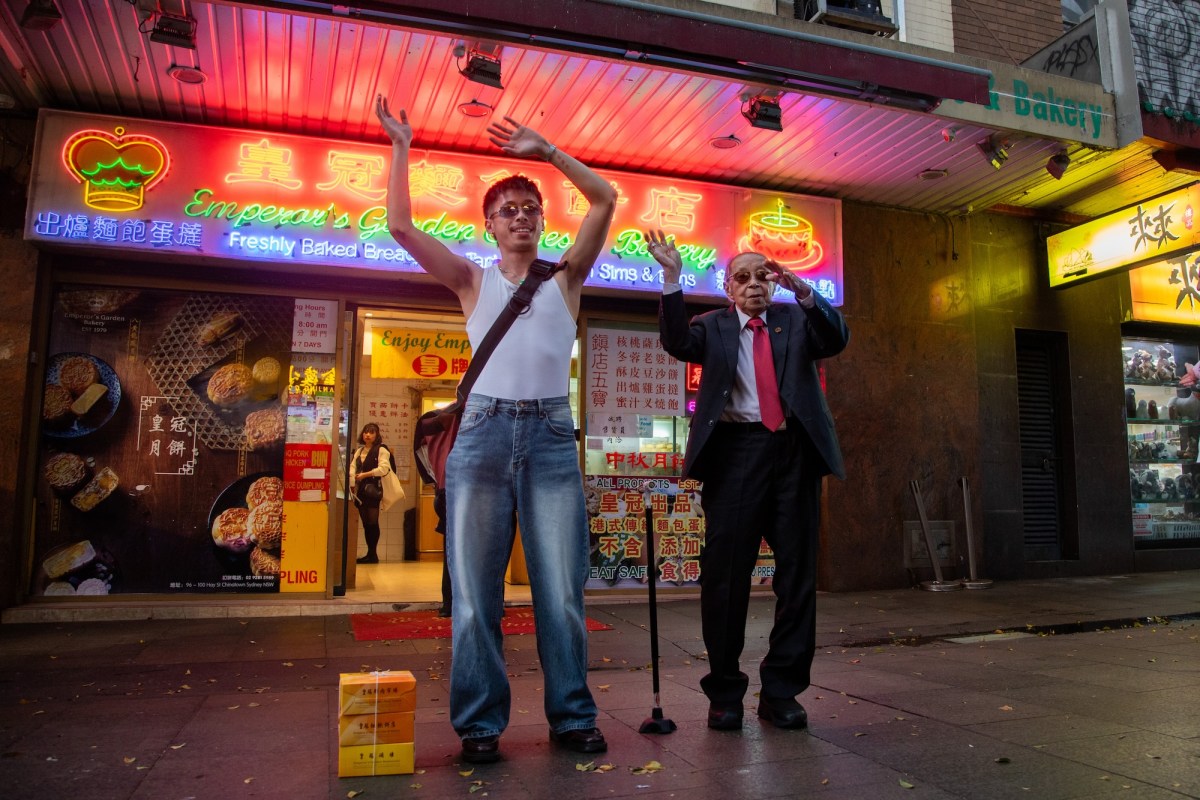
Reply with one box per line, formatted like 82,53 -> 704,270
581,319 -> 707,590
32,284 -> 335,596
1124,335 -> 1200,549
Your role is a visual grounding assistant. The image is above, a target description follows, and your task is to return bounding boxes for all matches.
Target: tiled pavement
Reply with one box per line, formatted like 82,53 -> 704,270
0,570 -> 1197,799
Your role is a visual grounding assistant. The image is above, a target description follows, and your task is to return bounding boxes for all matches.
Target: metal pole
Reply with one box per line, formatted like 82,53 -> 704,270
959,477 -> 992,589
910,479 -> 962,592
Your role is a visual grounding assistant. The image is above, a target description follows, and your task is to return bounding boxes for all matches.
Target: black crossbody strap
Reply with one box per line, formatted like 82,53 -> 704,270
455,258 -> 564,404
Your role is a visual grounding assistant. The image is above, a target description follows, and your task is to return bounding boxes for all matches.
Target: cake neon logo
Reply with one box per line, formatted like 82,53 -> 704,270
62,126 -> 170,212
738,199 -> 825,272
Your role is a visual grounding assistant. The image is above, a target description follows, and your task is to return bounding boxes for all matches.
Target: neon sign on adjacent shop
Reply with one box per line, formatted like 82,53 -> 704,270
1047,184 -> 1200,288
28,109 -> 844,304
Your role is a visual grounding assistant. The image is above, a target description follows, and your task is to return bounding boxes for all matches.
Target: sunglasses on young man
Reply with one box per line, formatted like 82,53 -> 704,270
489,203 -> 544,219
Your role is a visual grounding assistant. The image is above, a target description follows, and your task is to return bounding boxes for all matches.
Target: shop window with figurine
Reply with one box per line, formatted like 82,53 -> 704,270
1124,336 -> 1200,548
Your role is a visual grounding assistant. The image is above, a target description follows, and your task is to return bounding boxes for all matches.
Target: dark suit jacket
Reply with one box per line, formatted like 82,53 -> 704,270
659,289 -> 849,482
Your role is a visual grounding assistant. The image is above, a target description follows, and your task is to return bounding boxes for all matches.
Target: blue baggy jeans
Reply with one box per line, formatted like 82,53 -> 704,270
445,394 -> 598,740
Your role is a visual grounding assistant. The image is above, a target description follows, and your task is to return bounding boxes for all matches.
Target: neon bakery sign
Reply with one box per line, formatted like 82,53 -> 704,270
28,109 -> 844,304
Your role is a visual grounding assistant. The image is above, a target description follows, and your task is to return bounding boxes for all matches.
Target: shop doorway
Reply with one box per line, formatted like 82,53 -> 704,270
339,305 -> 571,605
341,307 -> 465,604
1015,330 -> 1079,561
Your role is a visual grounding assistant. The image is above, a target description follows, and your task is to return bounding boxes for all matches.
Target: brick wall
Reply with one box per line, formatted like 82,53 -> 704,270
903,0 -> 957,50
952,0 -> 1063,63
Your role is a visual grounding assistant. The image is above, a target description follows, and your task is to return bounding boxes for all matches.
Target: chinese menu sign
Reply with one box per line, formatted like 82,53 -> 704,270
27,109 -> 844,304
586,325 -> 685,415
359,394 -> 414,481
584,477 -> 707,590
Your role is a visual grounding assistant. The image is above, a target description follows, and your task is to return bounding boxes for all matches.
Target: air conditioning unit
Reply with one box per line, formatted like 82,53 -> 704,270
797,0 -> 899,37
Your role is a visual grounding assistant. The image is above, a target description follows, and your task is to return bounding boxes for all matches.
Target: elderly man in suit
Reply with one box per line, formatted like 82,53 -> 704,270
647,229 -> 849,731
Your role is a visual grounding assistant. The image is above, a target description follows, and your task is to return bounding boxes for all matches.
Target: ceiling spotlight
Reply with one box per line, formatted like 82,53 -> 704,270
458,99 -> 493,118
710,134 -> 742,150
149,12 -> 198,49
1046,152 -> 1070,180
742,96 -> 783,132
977,133 -> 1011,170
459,51 -> 503,90
20,0 -> 61,31
167,64 -> 207,85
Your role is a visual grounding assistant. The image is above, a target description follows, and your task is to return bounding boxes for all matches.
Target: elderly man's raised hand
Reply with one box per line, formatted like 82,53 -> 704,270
487,116 -> 551,159
375,95 -> 413,149
645,229 -> 683,284
762,258 -> 812,300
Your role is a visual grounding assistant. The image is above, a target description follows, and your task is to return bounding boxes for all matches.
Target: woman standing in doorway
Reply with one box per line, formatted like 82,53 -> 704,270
350,422 -> 393,564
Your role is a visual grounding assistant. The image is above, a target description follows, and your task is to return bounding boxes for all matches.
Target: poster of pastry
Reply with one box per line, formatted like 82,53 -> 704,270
31,284 -> 297,595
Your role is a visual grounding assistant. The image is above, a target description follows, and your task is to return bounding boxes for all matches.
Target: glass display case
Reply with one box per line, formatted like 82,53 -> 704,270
1124,336 -> 1200,548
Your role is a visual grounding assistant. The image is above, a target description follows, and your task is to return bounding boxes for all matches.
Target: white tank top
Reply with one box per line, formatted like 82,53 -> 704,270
465,266 -> 577,399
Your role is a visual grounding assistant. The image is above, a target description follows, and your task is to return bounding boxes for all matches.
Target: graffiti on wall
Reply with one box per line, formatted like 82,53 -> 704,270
1129,0 -> 1200,123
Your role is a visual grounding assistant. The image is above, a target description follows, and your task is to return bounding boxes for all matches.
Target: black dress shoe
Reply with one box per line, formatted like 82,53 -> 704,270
707,702 -> 744,730
756,696 -> 808,729
356,555 -> 378,564
549,726 -> 607,753
461,735 -> 500,764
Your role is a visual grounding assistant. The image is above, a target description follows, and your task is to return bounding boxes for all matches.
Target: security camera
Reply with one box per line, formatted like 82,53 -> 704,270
941,127 -> 958,143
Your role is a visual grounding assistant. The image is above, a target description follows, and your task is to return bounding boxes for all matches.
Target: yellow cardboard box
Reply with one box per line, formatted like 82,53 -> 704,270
338,710 -> 415,747
337,741 -> 415,777
338,671 -> 417,716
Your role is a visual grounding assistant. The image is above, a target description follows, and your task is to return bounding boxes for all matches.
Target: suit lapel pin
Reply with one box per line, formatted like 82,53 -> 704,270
774,327 -> 782,334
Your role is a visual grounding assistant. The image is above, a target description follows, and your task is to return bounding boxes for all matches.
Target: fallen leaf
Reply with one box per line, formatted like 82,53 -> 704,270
999,705 -> 1014,711
899,779 -> 915,789
631,760 -> 664,775
347,791 -> 362,798
283,662 -> 294,667
1146,753 -> 1161,759
244,777 -> 254,784
459,768 -> 475,777
597,684 -> 611,692
576,762 -> 595,772
468,780 -> 487,793
821,778 -> 829,785
124,757 -> 136,765
594,763 -> 616,773
170,743 -> 186,750
995,757 -> 1011,764
227,705 -> 240,710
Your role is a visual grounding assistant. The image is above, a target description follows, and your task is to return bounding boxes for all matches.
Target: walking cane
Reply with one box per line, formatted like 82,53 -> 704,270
638,489 -> 677,734
910,479 -> 962,592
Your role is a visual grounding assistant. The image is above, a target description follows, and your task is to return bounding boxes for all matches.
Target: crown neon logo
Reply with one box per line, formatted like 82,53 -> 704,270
62,126 -> 170,212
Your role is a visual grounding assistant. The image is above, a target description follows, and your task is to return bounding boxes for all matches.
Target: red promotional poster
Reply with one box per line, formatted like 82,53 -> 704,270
283,443 -> 332,502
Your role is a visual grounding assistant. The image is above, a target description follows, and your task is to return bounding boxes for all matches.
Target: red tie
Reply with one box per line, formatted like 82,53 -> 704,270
749,317 -> 784,431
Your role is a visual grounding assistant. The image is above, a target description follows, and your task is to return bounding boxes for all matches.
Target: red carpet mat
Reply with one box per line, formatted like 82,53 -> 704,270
350,607 -> 613,641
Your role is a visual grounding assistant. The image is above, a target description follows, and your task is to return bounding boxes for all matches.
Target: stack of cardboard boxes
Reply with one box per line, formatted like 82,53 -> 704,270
337,670 -> 417,777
